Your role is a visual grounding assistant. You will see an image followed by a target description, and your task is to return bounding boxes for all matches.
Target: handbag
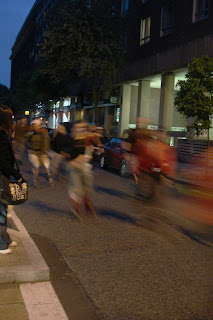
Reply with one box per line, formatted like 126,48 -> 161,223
0,135 -> 28,206
0,175 -> 28,205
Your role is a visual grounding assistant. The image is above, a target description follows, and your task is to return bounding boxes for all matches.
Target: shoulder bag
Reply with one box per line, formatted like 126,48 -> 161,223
0,136 -> 28,205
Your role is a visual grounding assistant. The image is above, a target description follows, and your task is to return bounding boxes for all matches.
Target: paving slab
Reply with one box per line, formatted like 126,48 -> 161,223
0,284 -> 28,320
0,303 -> 28,320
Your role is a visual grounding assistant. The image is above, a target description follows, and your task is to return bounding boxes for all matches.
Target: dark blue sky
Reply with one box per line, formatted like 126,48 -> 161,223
0,0 -> 35,88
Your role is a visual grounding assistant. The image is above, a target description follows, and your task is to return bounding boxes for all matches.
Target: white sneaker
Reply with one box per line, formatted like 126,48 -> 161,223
7,208 -> 15,218
0,248 -> 12,254
9,241 -> 17,247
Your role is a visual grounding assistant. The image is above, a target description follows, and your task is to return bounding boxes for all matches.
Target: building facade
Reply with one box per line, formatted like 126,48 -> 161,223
10,0 -> 213,143
117,0 -> 213,145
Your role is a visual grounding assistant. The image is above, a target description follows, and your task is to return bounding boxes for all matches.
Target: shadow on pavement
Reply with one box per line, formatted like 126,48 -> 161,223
25,200 -> 71,216
178,227 -> 213,247
98,206 -> 213,248
94,185 -> 136,200
98,208 -> 138,225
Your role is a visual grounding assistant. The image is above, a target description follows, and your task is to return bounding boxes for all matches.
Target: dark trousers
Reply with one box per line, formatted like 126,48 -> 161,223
0,201 -> 11,249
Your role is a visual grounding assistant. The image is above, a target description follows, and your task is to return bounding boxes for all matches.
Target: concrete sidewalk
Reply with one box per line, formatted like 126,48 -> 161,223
0,212 -> 68,320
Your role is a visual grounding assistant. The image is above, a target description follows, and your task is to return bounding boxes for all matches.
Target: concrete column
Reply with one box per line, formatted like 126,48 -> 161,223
158,73 -> 175,131
119,84 -> 131,137
137,80 -> 151,119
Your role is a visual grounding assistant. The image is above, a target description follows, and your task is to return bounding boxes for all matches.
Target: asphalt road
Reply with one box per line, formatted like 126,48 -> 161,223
15,158 -> 213,320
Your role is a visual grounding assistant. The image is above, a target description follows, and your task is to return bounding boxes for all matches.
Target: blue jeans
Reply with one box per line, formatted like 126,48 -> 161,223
0,201 -> 11,249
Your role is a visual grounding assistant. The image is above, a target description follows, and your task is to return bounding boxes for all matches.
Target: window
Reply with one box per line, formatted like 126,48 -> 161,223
121,0 -> 129,14
192,0 -> 209,22
160,4 -> 174,37
140,17 -> 151,46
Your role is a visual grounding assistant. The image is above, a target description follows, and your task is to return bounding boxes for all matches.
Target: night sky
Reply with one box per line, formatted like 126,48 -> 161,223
0,0 -> 35,88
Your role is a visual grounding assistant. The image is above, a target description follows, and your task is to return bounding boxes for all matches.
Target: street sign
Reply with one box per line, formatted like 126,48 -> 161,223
110,96 -> 120,104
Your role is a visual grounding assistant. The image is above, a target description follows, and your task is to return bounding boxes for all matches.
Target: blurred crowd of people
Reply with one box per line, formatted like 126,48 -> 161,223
10,116 -> 179,217
11,117 -> 105,222
1,108 -> 212,257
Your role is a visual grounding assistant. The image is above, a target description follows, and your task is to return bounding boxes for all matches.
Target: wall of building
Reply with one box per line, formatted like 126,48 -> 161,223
127,0 -> 213,63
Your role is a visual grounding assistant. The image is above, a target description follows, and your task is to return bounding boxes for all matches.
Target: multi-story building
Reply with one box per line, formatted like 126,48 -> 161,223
10,0 -> 213,141
10,0 -> 121,127
116,0 -> 213,146
10,1 -> 37,92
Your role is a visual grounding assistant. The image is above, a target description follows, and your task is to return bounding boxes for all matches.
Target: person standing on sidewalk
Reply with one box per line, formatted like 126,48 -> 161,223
26,118 -> 54,189
0,105 -> 23,254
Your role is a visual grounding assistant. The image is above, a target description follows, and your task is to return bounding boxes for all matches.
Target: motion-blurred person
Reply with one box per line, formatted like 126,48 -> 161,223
124,118 -> 177,199
51,124 -> 67,179
85,125 -> 96,160
26,118 -> 53,189
177,146 -> 213,226
40,124 -> 49,135
62,121 -> 96,222
0,106 -> 23,254
88,125 -> 105,162
85,125 -> 102,161
14,117 -> 28,164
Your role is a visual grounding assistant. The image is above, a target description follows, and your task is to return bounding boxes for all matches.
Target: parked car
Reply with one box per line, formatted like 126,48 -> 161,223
100,138 -> 129,177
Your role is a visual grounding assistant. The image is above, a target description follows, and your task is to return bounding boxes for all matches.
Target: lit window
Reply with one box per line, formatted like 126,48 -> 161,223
121,0 -> 129,14
160,4 -> 174,37
192,0 -> 209,22
140,17 -> 151,46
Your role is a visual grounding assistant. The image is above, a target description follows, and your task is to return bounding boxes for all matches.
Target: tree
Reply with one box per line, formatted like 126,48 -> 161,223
175,56 -> 213,144
40,0 -> 126,124
14,71 -> 37,111
14,70 -> 68,113
30,70 -> 68,106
